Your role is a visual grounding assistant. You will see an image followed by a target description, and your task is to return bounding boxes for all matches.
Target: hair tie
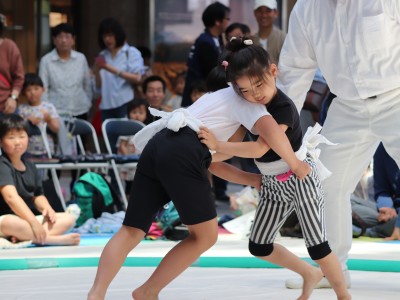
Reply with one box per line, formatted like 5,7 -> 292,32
243,39 -> 253,46
229,36 -> 237,43
221,60 -> 229,71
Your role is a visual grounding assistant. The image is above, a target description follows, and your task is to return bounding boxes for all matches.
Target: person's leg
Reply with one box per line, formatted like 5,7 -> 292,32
260,243 -> 325,300
131,127 -> 218,299
88,225 -> 145,300
88,138 -> 169,299
132,218 -> 218,300
369,218 -> 397,237
249,175 -> 323,299
320,97 -> 379,272
350,196 -> 379,228
43,212 -> 76,235
373,89 -> 400,238
0,214 -> 80,245
314,251 -> 351,299
287,156 -> 350,298
88,168 -> 166,299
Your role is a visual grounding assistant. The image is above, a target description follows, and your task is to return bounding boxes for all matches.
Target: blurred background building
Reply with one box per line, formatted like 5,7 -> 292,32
0,0 -> 296,89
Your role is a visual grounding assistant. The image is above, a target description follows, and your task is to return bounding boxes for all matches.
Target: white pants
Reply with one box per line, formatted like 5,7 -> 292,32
319,87 -> 400,270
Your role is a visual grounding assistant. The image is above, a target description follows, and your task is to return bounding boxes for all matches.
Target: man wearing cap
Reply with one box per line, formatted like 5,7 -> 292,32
253,0 -> 286,64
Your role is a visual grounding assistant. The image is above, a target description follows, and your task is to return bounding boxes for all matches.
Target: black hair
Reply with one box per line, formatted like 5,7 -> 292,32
51,23 -> 74,37
127,98 -> 152,125
190,79 -> 207,94
225,22 -> 251,38
202,2 -> 230,28
137,46 -> 152,60
0,114 -> 29,140
142,75 -> 166,94
221,37 -> 272,96
206,66 -> 229,92
98,17 -> 126,49
23,73 -> 44,90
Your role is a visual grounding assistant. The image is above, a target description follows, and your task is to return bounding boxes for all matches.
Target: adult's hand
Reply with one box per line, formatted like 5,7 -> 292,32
3,97 -> 17,114
378,207 -> 397,222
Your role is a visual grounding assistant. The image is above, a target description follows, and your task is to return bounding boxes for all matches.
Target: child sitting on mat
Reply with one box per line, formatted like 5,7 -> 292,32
0,114 -> 80,246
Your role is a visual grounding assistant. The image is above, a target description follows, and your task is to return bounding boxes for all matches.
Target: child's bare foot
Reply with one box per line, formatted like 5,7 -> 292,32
337,291 -> 352,300
132,286 -> 159,300
297,266 -> 323,300
87,288 -> 104,300
41,233 -> 81,246
60,233 -> 81,245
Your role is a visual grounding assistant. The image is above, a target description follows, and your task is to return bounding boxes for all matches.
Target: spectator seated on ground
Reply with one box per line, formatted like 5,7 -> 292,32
0,114 -> 80,246
351,143 -> 400,239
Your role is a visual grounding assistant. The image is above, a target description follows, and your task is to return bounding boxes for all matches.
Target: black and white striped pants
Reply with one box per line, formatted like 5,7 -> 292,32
250,155 -> 327,248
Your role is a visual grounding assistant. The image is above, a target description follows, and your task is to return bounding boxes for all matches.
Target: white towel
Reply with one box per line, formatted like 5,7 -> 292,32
255,123 -> 337,181
133,107 -> 203,152
301,122 -> 337,180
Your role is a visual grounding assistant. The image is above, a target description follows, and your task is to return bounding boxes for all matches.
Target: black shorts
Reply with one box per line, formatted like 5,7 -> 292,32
123,127 -> 215,232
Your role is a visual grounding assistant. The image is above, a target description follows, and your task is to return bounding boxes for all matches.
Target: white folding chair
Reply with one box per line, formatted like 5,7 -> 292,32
33,119 -> 110,208
27,122 -> 66,210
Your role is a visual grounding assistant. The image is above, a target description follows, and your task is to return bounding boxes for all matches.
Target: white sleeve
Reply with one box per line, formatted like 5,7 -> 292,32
231,97 -> 269,133
38,57 -> 49,103
82,55 -> 93,107
276,3 -> 319,112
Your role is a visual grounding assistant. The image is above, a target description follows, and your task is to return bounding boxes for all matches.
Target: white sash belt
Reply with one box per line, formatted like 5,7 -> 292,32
255,123 -> 337,181
133,107 -> 203,152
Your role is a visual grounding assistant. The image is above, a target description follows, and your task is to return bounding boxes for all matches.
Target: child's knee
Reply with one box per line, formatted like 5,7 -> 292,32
60,212 -> 76,227
189,224 -> 218,248
248,240 -> 273,257
307,241 -> 332,260
200,228 -> 218,247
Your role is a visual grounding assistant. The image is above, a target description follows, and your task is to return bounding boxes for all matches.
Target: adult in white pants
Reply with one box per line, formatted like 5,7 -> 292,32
277,0 -> 400,288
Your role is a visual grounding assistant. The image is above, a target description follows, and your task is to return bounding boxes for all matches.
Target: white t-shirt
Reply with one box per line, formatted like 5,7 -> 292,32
187,86 -> 269,141
133,86 -> 270,152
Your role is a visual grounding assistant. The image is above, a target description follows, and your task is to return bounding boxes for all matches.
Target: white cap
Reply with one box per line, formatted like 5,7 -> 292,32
254,0 -> 278,10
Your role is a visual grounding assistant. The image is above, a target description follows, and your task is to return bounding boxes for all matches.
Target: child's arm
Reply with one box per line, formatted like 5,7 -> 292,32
209,162 -> 262,190
199,123 -> 289,158
42,110 -> 60,133
0,185 -> 47,244
254,115 -> 310,179
204,126 -> 247,162
33,195 -> 57,224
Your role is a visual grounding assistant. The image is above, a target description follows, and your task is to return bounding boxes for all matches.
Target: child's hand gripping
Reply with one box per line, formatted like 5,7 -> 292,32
29,219 -> 47,245
198,126 -> 218,151
42,208 -> 57,224
291,160 -> 311,180
41,109 -> 52,124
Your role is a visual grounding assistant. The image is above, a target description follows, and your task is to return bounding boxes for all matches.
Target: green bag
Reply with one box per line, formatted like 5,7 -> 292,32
73,172 -> 124,226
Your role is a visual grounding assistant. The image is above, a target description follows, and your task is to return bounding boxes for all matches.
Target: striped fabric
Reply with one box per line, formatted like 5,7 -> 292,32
250,155 -> 327,249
